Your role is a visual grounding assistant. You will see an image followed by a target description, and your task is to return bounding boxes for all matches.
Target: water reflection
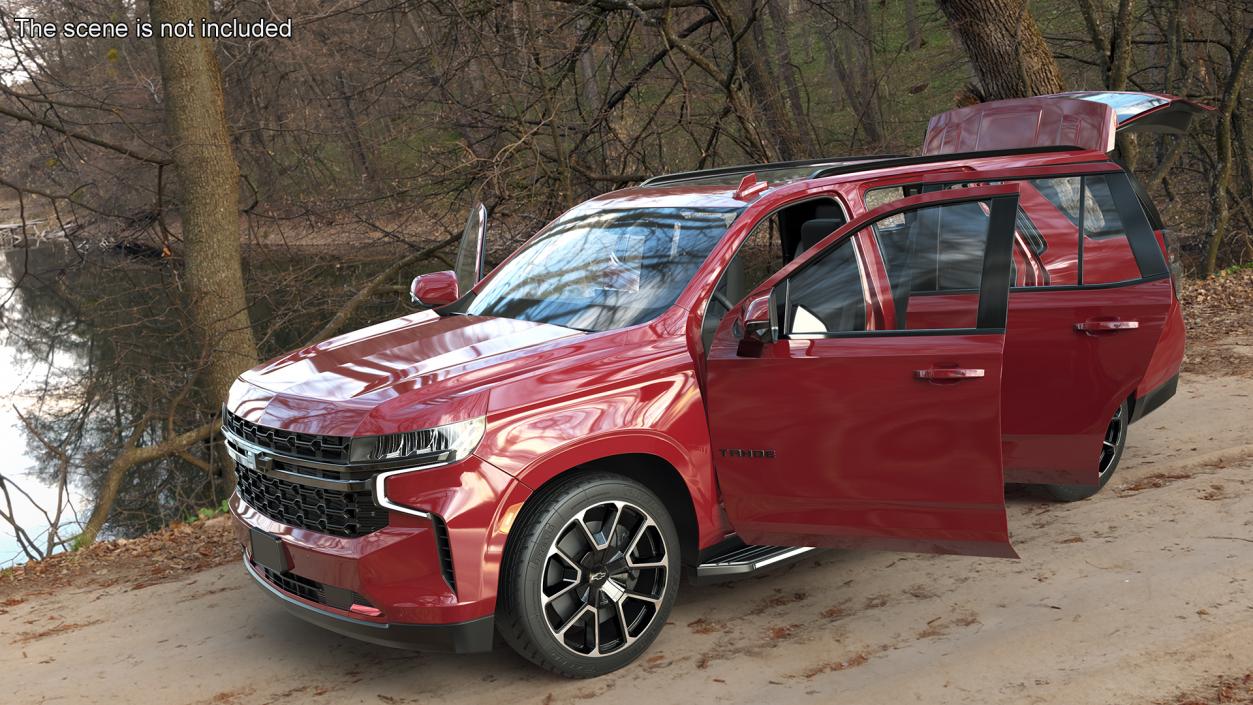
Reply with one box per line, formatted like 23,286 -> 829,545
0,245 -> 408,566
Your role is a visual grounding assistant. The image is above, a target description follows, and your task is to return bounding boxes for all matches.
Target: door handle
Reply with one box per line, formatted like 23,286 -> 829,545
1075,319 -> 1139,333
914,367 -> 985,381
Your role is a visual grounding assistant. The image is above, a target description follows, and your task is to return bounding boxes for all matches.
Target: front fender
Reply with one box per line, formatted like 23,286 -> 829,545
475,365 -> 729,557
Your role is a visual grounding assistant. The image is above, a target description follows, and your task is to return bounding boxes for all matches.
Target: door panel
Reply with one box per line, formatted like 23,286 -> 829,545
709,333 -> 1015,557
705,185 -> 1022,558
1001,278 -> 1171,486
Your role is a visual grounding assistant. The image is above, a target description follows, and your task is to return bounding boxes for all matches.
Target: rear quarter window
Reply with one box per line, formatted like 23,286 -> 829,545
1077,174 -> 1141,284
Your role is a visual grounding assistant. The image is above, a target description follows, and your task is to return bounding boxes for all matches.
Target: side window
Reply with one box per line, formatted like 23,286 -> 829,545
784,237 -> 868,337
783,200 -> 995,336
1029,174 -> 1143,285
1079,174 -> 1140,284
869,174 -> 1150,289
1018,177 -> 1081,287
736,213 -> 787,297
875,200 -> 989,293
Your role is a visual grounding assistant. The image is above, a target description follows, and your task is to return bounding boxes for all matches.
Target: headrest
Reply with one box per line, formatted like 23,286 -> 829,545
798,218 -> 844,253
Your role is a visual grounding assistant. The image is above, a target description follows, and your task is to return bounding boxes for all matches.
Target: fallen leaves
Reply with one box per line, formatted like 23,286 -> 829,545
686,617 -> 724,635
800,653 -> 870,679
767,623 -> 801,641
748,590 -> 808,615
1159,672 -> 1253,705
13,619 -> 104,645
1180,269 -> 1253,378
0,515 -> 238,602
1116,472 -> 1196,495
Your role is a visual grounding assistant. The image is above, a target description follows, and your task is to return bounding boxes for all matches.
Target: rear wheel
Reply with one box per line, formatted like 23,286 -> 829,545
1046,399 -> 1129,502
497,473 -> 680,678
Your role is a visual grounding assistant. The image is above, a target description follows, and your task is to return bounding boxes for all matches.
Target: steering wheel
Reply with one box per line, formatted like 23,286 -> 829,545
711,290 -> 734,311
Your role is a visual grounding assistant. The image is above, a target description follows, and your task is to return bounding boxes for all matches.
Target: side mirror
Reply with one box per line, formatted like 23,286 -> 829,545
735,292 -> 775,358
742,293 -> 775,342
410,270 -> 459,307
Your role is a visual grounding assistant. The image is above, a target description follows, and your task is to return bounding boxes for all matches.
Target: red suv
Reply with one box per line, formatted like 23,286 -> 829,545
225,93 -> 1203,677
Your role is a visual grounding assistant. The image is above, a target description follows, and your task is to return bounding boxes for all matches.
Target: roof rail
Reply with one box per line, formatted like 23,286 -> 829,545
640,154 -> 902,187
807,144 -> 1093,180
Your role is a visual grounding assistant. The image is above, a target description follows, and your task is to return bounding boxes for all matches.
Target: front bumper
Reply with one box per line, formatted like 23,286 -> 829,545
243,557 -> 494,652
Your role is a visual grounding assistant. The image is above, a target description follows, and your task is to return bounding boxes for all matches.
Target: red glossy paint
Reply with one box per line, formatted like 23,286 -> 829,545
702,186 -> 1021,558
227,99 -> 1187,648
1000,278 -> 1172,486
923,97 -> 1117,154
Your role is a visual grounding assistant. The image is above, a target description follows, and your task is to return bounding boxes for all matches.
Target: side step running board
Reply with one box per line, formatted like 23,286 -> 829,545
695,545 -> 816,579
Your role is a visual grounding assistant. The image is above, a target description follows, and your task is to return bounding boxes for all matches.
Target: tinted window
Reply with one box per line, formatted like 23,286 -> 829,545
869,175 -> 1147,289
703,198 -> 844,349
785,238 -> 867,336
1025,174 -> 1145,285
1079,174 -> 1140,284
876,200 -> 989,292
1017,177 -> 1081,286
783,200 -> 994,336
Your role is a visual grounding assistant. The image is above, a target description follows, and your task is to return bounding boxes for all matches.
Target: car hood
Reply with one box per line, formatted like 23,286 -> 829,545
230,310 -> 583,435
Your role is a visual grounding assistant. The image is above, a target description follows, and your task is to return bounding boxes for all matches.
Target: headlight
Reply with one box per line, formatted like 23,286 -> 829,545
350,417 -> 485,466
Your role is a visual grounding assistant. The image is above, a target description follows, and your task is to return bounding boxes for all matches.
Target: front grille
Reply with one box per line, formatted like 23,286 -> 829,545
236,462 -> 389,537
224,411 -> 352,464
256,562 -> 373,612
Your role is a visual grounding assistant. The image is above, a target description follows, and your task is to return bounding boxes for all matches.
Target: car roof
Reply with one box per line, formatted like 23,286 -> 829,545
589,145 -> 1110,209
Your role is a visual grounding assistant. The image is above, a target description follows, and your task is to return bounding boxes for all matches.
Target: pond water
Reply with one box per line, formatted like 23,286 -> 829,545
0,256 -> 84,567
0,243 -> 412,568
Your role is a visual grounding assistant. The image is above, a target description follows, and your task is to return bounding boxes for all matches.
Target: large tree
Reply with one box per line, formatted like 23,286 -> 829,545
936,0 -> 1064,100
151,0 -> 259,402
75,0 -> 261,545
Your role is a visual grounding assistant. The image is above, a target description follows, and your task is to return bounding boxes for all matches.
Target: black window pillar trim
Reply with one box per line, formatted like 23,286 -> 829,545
975,194 -> 1019,331
1104,171 -> 1170,279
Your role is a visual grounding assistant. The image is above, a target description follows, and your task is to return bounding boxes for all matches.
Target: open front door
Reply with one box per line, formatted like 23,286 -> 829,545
454,202 -> 488,294
705,184 -> 1023,558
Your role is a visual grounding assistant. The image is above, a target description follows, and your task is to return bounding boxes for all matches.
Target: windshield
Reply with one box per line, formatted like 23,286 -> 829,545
455,206 -> 741,332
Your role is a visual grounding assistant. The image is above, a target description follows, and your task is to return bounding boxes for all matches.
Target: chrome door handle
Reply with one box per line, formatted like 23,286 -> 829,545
914,368 -> 985,381
1075,319 -> 1139,333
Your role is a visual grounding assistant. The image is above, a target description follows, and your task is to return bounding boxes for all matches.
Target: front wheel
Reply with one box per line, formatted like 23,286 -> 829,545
1046,399 -> 1129,502
497,473 -> 680,678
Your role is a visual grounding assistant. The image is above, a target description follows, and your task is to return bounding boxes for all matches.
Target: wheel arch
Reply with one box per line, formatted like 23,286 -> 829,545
504,452 -> 701,570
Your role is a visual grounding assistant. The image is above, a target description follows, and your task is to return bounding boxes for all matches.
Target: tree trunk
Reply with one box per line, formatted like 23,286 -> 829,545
936,0 -> 1065,100
905,0 -> 924,51
735,2 -> 796,160
151,0 -> 259,407
1107,0 -> 1136,89
766,0 -> 819,155
335,71 -> 373,183
824,8 -> 885,148
1204,28 -> 1253,276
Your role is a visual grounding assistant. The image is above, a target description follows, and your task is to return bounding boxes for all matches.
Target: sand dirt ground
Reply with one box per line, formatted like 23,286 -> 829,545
3,373 -> 1251,705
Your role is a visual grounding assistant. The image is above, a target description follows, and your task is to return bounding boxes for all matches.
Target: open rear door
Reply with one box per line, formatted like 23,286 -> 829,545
705,184 -> 1023,558
922,92 -> 1211,155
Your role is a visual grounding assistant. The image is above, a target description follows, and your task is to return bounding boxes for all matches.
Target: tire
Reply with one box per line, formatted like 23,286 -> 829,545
1046,399 -> 1129,502
497,472 -> 680,678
